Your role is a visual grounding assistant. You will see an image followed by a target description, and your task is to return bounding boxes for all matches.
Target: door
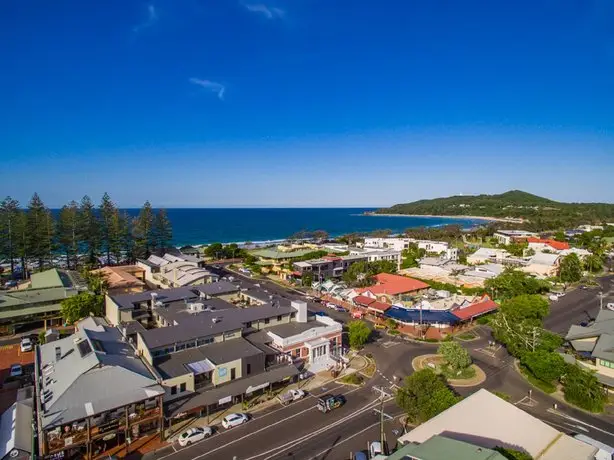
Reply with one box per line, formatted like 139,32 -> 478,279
231,368 -> 236,380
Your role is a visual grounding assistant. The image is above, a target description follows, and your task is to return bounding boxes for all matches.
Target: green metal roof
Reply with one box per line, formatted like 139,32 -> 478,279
0,303 -> 62,320
30,269 -> 64,289
389,436 -> 506,460
251,249 -> 314,260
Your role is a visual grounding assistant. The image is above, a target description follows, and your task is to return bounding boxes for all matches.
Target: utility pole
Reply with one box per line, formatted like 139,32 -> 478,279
599,291 -> 604,310
373,386 -> 392,455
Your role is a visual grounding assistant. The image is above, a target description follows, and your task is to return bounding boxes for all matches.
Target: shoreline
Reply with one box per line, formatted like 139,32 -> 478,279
364,213 -> 523,224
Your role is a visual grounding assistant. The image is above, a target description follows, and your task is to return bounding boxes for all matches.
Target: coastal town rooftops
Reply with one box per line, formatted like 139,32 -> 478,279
251,248 -> 314,260
196,280 -> 240,296
356,273 -> 429,296
566,310 -> 614,361
154,337 -> 263,379
93,265 -> 145,290
527,237 -> 570,251
139,303 -> 295,349
386,306 -> 460,325
110,286 -> 200,310
396,389 -> 596,460
264,318 -> 333,339
154,297 -> 235,324
452,295 -> 499,321
495,230 -> 536,237
528,252 -> 560,266
390,435 -> 506,460
37,316 -> 163,429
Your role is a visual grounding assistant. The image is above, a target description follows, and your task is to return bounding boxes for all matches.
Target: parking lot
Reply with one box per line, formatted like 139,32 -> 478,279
0,342 -> 35,413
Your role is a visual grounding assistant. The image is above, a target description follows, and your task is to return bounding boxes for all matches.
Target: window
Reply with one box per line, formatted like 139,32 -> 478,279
264,318 -> 270,325
197,337 -> 214,346
231,368 -> 236,380
170,386 -> 177,395
180,382 -> 186,392
600,359 -> 614,369
290,312 -> 296,319
277,315 -> 282,322
176,343 -> 186,351
245,321 -> 252,328
246,363 -> 251,375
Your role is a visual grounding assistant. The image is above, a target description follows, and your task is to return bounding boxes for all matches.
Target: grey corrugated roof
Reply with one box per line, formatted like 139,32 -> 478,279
566,310 -> 614,341
167,364 -> 300,417
110,286 -> 198,310
154,337 -> 263,379
155,297 -> 236,324
592,334 -> 614,362
140,303 -> 295,349
38,316 -> 163,429
194,281 -> 240,296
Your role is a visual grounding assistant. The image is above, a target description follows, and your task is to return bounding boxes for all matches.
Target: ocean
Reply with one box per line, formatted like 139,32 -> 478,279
118,208 -> 489,246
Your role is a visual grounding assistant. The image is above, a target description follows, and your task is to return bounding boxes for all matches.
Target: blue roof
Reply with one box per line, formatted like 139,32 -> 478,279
385,306 -> 460,325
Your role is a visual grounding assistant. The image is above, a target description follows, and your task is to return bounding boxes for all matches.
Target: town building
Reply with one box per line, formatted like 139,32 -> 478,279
292,254 -> 368,281
0,268 -> 86,335
92,265 -> 146,295
34,316 -> 165,459
362,237 -> 458,259
564,309 -> 614,389
520,252 -> 561,278
527,237 -> 570,252
462,263 -> 505,280
348,248 -> 402,270
0,399 -> 33,460
137,253 -> 217,289
466,248 -> 512,265
387,435 -> 507,460
354,273 -> 429,304
104,282 -> 342,420
397,389 -> 597,460
493,230 -> 537,245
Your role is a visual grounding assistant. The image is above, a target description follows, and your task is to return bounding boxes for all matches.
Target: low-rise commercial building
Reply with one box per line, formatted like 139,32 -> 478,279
521,252 -> 561,278
349,248 -> 402,270
397,389 -> 597,460
467,248 -> 512,265
34,316 -> 165,459
92,265 -> 146,295
354,273 -> 429,304
293,254 -> 367,281
527,237 -> 570,252
493,230 -> 537,245
137,253 -> 216,289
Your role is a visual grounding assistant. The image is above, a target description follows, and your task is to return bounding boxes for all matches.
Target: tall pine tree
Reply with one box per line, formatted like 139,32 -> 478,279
153,209 -> 173,251
0,197 -> 21,276
57,201 -> 80,269
134,201 -> 155,258
26,193 -> 54,271
99,193 -> 117,265
78,196 -> 100,266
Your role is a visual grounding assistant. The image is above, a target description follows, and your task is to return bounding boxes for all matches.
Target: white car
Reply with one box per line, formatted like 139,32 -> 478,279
606,303 -> 614,312
177,426 -> 213,446
326,302 -> 338,309
368,441 -> 383,458
549,295 -> 559,302
221,413 -> 249,429
20,337 -> 33,353
9,364 -> 22,378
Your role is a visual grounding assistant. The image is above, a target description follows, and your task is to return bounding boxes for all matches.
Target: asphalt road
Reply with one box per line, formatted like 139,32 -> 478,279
544,275 -> 614,335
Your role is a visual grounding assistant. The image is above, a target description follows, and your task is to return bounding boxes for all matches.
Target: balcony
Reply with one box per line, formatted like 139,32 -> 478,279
128,406 -> 161,425
47,428 -> 88,453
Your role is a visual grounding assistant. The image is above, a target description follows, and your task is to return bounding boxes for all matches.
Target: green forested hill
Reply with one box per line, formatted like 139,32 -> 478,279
376,190 -> 614,230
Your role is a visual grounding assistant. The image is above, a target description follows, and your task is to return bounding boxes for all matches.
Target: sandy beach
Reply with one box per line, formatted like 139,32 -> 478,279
365,212 -> 524,224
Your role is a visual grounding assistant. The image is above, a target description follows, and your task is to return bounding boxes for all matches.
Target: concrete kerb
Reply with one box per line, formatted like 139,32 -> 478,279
412,353 -> 486,387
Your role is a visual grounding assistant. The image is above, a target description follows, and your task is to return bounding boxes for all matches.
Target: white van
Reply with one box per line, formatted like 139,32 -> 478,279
574,434 -> 614,460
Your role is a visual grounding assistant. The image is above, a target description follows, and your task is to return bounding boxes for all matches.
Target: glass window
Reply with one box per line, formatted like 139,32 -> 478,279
170,386 -> 177,395
264,318 -> 270,325
277,315 -> 282,322
247,363 -> 251,374
180,382 -> 186,392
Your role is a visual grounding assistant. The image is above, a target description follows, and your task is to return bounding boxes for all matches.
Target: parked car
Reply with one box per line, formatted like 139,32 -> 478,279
277,389 -> 306,406
353,452 -> 368,460
326,302 -> 338,309
4,280 -> 17,288
20,337 -> 33,352
606,303 -> 614,312
221,413 -> 249,429
335,305 -> 348,312
351,310 -> 364,319
315,311 -> 328,317
368,441 -> 383,458
177,426 -> 213,446
9,364 -> 22,378
549,295 -> 559,301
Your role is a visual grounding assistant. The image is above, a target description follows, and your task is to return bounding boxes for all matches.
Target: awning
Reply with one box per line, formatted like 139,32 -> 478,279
166,365 -> 300,417
185,358 -> 215,375
246,382 -> 270,394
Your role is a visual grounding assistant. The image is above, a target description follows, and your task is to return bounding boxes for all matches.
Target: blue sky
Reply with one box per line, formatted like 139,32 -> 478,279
1,0 -> 613,208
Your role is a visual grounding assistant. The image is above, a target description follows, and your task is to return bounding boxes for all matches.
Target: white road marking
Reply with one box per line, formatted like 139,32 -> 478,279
547,409 -> 614,438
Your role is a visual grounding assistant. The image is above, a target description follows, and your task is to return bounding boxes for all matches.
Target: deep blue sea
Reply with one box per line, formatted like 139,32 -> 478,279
116,208 -> 489,246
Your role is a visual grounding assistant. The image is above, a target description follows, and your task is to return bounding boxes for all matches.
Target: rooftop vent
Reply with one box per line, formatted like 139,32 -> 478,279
155,301 -> 164,307
212,317 -> 221,324
188,302 -> 205,313
55,346 -> 61,362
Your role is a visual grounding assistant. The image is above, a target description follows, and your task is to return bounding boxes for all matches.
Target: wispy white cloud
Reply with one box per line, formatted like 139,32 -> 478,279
189,78 -> 226,100
133,4 -> 158,34
244,4 -> 285,19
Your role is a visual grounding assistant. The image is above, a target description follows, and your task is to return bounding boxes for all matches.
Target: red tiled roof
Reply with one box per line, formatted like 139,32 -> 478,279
527,237 -> 569,251
368,301 -> 391,313
356,273 -> 429,296
353,295 -> 376,306
452,295 -> 499,321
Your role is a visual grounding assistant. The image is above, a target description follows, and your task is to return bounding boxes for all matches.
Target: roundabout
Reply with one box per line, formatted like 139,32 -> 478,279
411,353 -> 487,387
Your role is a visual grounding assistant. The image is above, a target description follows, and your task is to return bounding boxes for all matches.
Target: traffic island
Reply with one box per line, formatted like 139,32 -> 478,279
412,354 -> 486,387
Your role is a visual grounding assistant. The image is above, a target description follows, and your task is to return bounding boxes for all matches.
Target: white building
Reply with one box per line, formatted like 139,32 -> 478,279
521,252 -> 561,278
349,248 -> 402,270
463,263 -> 505,280
363,237 -> 413,252
363,237 -> 457,260
137,253 -> 217,288
494,230 -> 537,245
467,248 -> 512,265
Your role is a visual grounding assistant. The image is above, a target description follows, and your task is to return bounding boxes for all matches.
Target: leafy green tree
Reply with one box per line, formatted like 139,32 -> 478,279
500,294 -> 549,322
494,447 -> 533,460
26,193 -> 54,270
347,320 -> 371,349
0,197 -> 21,275
521,350 -> 566,384
505,243 -> 527,257
584,254 -> 603,273
484,268 -> 549,299
438,342 -> 472,371
401,244 -> 425,269
553,231 -> 566,242
78,195 -> 101,265
153,209 -> 173,250
562,364 -> 607,412
133,201 -> 155,258
57,201 -> 80,269
12,211 -> 28,279
343,261 -> 372,287
386,318 -> 398,330
302,272 -> 314,287
396,369 -> 460,424
99,193 -> 117,265
558,253 -> 583,283
490,314 -> 562,359
61,292 -> 104,324
312,230 -> 329,241
204,243 -> 224,259
84,270 -> 109,295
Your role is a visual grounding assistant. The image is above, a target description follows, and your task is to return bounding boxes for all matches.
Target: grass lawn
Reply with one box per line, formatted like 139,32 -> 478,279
457,331 -> 478,341
441,363 -> 476,380
494,391 -> 511,402
340,373 -> 364,385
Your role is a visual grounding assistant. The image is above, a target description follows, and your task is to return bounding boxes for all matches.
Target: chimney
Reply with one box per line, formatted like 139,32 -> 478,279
291,300 -> 308,323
